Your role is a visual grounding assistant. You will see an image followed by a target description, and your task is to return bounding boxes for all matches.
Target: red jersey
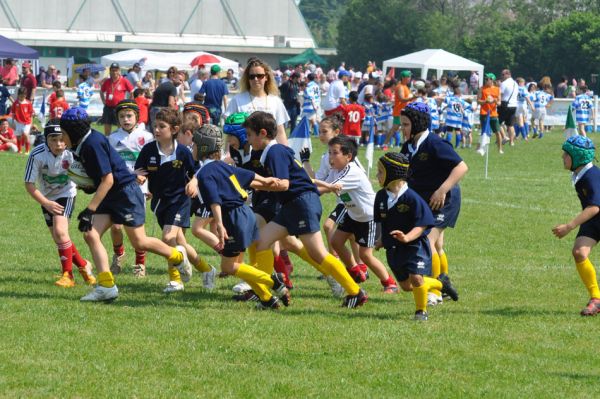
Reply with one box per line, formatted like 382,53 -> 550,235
135,96 -> 149,124
340,103 -> 365,137
101,77 -> 134,107
47,91 -> 57,106
1,127 -> 15,141
50,99 -> 70,119
11,100 -> 33,124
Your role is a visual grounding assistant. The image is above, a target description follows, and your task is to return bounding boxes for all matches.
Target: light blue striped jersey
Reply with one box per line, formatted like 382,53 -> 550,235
415,97 -> 440,130
534,91 -> 554,109
516,86 -> 529,106
462,102 -> 473,130
77,81 -> 93,109
573,93 -> 594,123
444,94 -> 466,128
302,81 -> 321,114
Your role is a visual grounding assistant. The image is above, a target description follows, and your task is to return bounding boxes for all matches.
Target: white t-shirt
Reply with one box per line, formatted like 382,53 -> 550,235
225,92 -> 290,126
24,144 -> 77,200
500,77 -> 518,107
108,126 -> 154,172
325,161 -> 375,222
324,80 -> 348,111
190,78 -> 203,98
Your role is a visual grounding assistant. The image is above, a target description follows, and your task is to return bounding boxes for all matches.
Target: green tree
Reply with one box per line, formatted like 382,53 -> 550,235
299,0 -> 350,48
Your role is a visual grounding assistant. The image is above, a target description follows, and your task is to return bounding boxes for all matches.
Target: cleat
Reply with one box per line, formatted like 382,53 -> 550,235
163,281 -> 184,293
78,261 -> 96,285
202,266 -> 217,290
271,273 -> 291,306
233,290 -> 259,302
414,310 -> 428,321
232,281 -> 252,294
55,272 -> 75,288
342,288 -> 368,309
438,273 -> 459,301
348,265 -> 367,283
173,245 -> 192,283
256,296 -> 281,310
110,253 -> 125,274
132,264 -> 146,278
427,292 -> 443,306
326,275 -> 346,298
383,282 -> 399,294
580,298 -> 600,316
80,285 -> 118,302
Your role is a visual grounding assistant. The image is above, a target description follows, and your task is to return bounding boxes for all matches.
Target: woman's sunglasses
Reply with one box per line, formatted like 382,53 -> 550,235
249,73 -> 266,80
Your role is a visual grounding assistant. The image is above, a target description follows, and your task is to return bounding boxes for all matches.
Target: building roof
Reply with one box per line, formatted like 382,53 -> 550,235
0,0 -> 321,53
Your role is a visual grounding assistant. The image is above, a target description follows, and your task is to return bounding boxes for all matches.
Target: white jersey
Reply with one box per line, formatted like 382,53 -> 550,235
24,144 -> 77,200
225,92 -> 290,126
324,80 -> 348,111
109,125 -> 154,193
325,161 -> 375,222
315,152 -> 331,181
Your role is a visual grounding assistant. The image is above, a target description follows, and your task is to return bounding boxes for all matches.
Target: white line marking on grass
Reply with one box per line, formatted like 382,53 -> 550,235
463,198 -> 571,215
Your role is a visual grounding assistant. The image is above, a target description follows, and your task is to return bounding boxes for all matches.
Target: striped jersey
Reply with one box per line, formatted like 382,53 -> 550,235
24,144 -> 76,200
415,97 -> 439,130
363,102 -> 377,130
77,81 -> 93,109
377,102 -> 393,123
444,95 -> 466,128
573,94 -> 594,123
302,81 -> 321,115
534,91 -> 554,109
516,86 -> 529,106
462,102 -> 473,130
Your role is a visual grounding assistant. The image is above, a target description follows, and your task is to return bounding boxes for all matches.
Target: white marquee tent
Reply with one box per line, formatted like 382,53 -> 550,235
100,49 -> 239,73
382,49 -> 484,85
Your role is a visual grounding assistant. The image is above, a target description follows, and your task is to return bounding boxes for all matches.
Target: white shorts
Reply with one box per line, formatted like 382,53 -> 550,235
515,105 -> 528,119
15,122 -> 31,136
533,109 -> 546,122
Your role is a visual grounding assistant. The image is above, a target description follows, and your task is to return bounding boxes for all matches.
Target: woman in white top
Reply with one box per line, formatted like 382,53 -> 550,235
225,58 -> 290,145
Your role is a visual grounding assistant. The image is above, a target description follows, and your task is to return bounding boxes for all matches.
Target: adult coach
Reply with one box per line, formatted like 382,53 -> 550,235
200,65 -> 229,126
384,70 -> 414,147
19,62 -> 37,103
499,69 -> 518,146
225,58 -> 289,145
323,70 -> 350,116
100,63 -> 134,135
477,73 -> 502,154
149,68 -> 180,131
279,71 -> 300,131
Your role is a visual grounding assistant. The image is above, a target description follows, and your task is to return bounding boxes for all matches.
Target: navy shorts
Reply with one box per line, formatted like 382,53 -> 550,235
41,196 -> 75,227
191,197 -> 212,219
96,182 -> 146,227
151,196 -> 191,230
273,191 -> 322,236
432,185 -> 461,229
385,236 -> 432,282
327,203 -> 347,224
222,205 -> 258,257
577,215 -> 600,242
337,216 -> 377,248
253,195 -> 281,223
100,105 -> 118,126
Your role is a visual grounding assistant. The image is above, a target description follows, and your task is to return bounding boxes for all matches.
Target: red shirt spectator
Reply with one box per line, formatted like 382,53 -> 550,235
50,99 -> 70,119
101,75 -> 134,107
135,95 -> 150,124
11,99 -> 34,125
20,62 -> 37,101
339,103 -> 365,137
1,59 -> 18,86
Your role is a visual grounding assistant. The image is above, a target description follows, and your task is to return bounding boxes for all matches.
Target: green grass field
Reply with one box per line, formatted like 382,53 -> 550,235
1,128 -> 600,398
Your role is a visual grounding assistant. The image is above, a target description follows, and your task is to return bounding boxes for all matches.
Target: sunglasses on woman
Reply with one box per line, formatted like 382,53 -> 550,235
249,73 -> 266,80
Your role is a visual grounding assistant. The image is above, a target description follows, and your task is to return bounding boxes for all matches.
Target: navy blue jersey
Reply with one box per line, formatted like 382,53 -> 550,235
575,166 -> 600,209
197,160 -> 255,210
374,187 -> 435,249
401,133 -> 463,201
75,129 -> 136,194
243,149 -> 273,208
135,141 -> 196,204
262,143 -> 318,204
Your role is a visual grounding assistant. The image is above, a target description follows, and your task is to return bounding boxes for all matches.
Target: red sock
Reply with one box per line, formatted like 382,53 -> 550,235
381,276 -> 397,287
135,250 -> 146,265
274,255 -> 292,288
358,263 -> 368,273
280,249 -> 294,274
16,135 -> 21,153
113,244 -> 125,256
71,243 -> 87,268
57,241 -> 74,278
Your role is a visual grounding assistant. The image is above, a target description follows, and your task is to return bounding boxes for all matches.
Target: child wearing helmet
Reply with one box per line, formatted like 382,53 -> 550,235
374,152 -> 458,321
24,119 -> 96,288
553,135 -> 600,315
107,99 -> 155,278
60,107 -> 193,302
184,123 -> 288,310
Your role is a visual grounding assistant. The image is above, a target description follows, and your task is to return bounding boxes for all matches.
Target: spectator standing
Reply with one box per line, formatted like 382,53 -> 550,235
0,79 -> 11,115
323,70 -> 350,116
126,63 -> 143,89
41,65 -> 57,89
469,71 -> 479,94
19,62 -> 37,103
200,65 -> 229,125
279,71 -> 301,131
149,67 -> 179,131
99,62 -> 134,135
1,58 -> 18,86
499,69 -> 518,146
141,71 -> 156,92
221,68 -> 238,90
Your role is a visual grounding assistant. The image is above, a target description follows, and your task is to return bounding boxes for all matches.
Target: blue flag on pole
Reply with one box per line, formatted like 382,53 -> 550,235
38,93 -> 46,127
478,111 -> 491,155
288,116 -> 312,162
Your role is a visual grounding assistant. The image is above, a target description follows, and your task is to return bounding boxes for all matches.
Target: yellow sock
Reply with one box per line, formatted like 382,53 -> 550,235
576,258 -> 600,298
430,253 -> 441,297
296,246 -> 328,275
167,248 -> 183,265
424,276 -> 442,292
168,266 -> 182,284
248,243 -> 257,265
194,257 -> 211,273
413,283 -> 428,312
255,249 -> 274,274
234,263 -> 273,301
440,252 -> 449,275
97,271 -> 115,288
320,253 -> 360,295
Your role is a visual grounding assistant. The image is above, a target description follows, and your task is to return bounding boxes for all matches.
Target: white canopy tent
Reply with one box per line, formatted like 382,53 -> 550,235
382,49 -> 484,86
100,49 -> 239,73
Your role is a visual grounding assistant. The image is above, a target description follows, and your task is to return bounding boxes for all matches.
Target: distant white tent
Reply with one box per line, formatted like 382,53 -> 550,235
382,49 -> 484,85
100,49 -> 238,73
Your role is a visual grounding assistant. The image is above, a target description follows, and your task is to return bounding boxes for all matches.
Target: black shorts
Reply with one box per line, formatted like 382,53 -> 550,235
432,185 -> 461,229
253,195 -> 281,224
498,106 -> 517,127
337,216 -> 377,248
100,105 -> 118,126
577,216 -> 600,242
191,197 -> 212,219
327,203 -> 347,224
151,197 -> 191,230
41,197 -> 75,227
386,236 -> 432,282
